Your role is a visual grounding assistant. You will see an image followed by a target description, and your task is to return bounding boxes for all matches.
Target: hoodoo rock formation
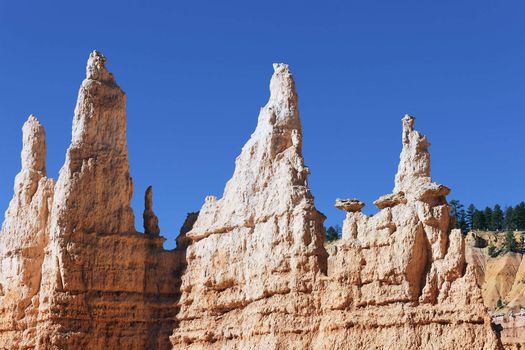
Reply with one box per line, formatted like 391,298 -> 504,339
171,63 -> 328,349
0,51 -> 183,350
0,116 -> 54,348
323,115 -> 501,349
170,67 -> 501,349
0,52 -> 503,349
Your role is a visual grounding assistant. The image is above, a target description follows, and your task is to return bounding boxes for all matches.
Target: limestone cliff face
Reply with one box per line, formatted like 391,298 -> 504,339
171,63 -> 328,348
0,116 -> 54,348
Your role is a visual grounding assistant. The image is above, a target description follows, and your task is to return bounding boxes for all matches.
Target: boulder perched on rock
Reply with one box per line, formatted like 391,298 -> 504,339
335,198 -> 365,212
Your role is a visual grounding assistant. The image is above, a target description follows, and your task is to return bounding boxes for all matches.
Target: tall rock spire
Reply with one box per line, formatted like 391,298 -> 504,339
21,115 -> 46,175
143,186 -> 160,237
51,50 -> 135,236
394,114 -> 449,202
171,64 -> 327,348
34,52 -> 180,349
187,63 -> 316,240
0,115 -> 54,348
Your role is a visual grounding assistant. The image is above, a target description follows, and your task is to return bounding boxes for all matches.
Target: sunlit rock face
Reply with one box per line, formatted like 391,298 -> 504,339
170,63 -> 328,349
0,54 -> 502,350
0,116 -> 55,348
323,115 -> 500,350
171,67 -> 501,350
0,52 -> 184,350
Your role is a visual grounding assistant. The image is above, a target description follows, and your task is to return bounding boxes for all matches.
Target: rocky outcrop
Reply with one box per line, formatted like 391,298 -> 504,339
322,115 -> 500,349
493,312 -> 525,348
0,52 -> 183,350
171,63 -> 328,349
0,116 -> 54,348
170,66 -> 501,349
0,53 -> 502,350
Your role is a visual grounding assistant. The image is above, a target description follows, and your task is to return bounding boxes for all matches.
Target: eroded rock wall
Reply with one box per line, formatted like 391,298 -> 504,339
0,52 -> 184,350
321,115 -> 500,349
0,116 -> 54,348
171,68 -> 502,349
0,53 -> 502,350
171,64 -> 328,349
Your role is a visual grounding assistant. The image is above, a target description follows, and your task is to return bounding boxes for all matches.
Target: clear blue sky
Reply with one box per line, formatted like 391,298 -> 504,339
1,1 -> 524,248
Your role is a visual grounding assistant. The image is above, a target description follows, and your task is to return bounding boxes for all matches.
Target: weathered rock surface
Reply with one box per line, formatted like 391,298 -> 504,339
170,68 -> 501,348
0,116 -> 54,348
323,115 -> 500,349
335,198 -> 365,212
465,231 -> 525,349
144,186 -> 161,237
171,63 -> 328,349
0,52 -> 184,350
0,54 -> 502,350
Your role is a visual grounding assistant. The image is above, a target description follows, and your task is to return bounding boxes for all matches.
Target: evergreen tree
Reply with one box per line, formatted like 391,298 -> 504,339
504,231 -> 518,253
472,210 -> 486,230
457,207 -> 468,233
466,204 -> 476,230
505,206 -> 515,230
515,202 -> 525,230
326,226 -> 339,242
484,207 -> 493,230
449,200 -> 464,229
492,204 -> 504,231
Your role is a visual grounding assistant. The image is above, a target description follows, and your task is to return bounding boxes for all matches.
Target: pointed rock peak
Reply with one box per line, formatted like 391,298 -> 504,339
22,114 -> 46,173
143,186 -> 160,237
393,114 -> 450,202
52,52 -> 135,235
402,114 -> 415,142
144,186 -> 154,212
86,50 -> 115,83
267,63 -> 299,128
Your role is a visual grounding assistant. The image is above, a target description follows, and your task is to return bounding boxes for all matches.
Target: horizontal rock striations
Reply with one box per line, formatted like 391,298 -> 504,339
170,68 -> 501,349
0,116 -> 54,349
0,52 -> 184,350
0,53 -> 502,350
170,63 -> 328,349
322,115 -> 501,349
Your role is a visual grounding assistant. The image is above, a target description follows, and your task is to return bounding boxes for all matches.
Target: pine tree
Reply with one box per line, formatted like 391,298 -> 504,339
492,204 -> 504,231
505,206 -> 515,230
449,200 -> 464,229
326,226 -> 339,242
515,202 -> 525,230
505,231 -> 518,253
458,208 -> 468,233
472,210 -> 486,230
466,204 -> 476,230
484,207 -> 493,230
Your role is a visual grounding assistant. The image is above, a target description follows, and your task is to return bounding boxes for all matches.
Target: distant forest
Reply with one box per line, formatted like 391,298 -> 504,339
450,200 -> 525,233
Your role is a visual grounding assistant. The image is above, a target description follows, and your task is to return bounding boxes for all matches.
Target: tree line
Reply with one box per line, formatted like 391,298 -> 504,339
450,200 -> 525,233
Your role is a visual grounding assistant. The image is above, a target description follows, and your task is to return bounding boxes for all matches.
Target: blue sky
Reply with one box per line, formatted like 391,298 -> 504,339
0,1 -> 524,248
